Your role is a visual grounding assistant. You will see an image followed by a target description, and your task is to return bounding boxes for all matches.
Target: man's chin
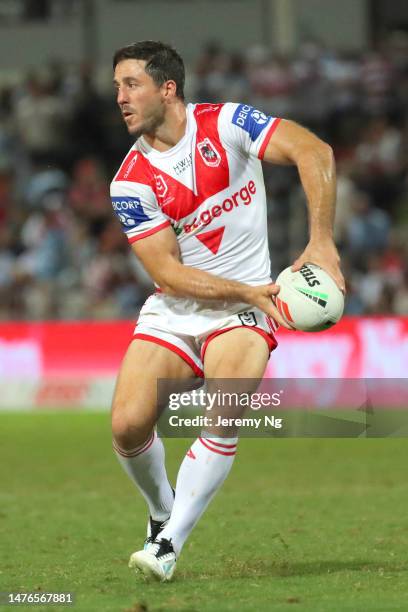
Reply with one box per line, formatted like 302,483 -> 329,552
126,121 -> 144,138
125,113 -> 164,139
127,126 -> 144,139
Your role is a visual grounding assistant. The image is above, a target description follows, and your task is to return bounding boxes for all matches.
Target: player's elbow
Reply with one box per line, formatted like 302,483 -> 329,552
305,139 -> 333,162
151,264 -> 183,297
319,141 -> 335,166
150,273 -> 173,296
319,142 -> 336,178
157,279 -> 178,296
297,140 -> 335,175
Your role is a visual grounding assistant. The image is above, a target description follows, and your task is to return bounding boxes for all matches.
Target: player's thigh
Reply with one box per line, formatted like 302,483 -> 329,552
202,328 -> 270,434
112,338 -> 197,443
204,327 -> 270,380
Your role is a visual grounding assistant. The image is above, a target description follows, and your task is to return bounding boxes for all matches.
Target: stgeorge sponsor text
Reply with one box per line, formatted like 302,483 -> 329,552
184,180 -> 256,233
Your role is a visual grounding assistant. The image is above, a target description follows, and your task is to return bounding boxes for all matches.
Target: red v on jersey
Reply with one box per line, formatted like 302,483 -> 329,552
154,105 -> 230,221
114,105 -> 230,223
195,227 -> 225,254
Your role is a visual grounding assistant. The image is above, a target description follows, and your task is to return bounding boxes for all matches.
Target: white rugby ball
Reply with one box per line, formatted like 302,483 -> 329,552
274,264 -> 344,332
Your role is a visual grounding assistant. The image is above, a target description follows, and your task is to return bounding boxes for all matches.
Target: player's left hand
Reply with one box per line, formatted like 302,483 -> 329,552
291,239 -> 345,293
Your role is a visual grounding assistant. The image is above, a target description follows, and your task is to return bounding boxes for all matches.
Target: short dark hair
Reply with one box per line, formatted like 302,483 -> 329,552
113,40 -> 185,100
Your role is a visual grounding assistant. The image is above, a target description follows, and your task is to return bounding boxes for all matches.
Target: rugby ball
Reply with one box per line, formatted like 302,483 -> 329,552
274,264 -> 344,332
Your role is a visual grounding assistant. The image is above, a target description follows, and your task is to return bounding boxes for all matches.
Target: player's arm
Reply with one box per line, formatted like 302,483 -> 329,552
131,227 -> 293,329
262,120 -> 345,292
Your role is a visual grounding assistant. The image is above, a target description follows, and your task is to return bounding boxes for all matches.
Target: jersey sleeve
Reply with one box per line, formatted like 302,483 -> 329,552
110,181 -> 170,244
219,103 -> 282,160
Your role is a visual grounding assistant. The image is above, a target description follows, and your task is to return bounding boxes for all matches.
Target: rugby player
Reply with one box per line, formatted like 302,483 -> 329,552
110,41 -> 344,582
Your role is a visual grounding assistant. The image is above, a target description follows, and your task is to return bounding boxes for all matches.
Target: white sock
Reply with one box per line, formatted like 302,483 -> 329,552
113,431 -> 174,522
160,434 -> 238,555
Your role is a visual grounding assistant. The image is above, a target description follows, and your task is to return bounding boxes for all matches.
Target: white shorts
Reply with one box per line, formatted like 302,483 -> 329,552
133,293 -> 279,377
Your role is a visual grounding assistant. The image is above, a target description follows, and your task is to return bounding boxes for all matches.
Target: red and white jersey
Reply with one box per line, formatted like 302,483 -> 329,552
110,103 -> 281,285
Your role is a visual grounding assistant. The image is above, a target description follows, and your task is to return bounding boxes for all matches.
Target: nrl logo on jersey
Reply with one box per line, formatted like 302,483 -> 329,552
197,138 -> 221,167
155,174 -> 176,208
154,174 -> 168,197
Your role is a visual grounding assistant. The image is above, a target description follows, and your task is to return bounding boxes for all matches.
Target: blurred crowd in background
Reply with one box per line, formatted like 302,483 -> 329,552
0,36 -> 407,320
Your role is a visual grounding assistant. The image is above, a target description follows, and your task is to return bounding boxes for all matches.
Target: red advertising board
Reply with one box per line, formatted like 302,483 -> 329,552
266,317 -> 408,378
0,317 -> 407,408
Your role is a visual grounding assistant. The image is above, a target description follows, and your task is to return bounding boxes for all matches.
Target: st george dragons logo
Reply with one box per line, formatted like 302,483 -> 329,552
197,138 -> 221,168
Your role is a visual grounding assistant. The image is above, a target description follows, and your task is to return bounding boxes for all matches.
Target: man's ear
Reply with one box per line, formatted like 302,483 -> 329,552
162,80 -> 178,100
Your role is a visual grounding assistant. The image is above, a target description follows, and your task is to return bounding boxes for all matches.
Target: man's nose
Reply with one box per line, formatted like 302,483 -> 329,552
117,87 -> 128,105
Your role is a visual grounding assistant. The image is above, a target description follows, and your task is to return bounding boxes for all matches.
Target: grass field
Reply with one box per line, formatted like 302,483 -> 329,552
1,412 -> 408,612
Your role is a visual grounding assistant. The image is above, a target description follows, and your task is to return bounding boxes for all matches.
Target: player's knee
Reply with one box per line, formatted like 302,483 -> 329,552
111,404 -> 152,450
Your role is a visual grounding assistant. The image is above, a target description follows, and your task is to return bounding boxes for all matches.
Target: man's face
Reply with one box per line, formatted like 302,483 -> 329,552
113,59 -> 166,138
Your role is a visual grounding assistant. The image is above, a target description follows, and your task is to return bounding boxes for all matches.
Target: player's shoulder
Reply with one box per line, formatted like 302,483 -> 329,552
112,144 -> 153,186
192,102 -> 250,145
192,101 -> 270,136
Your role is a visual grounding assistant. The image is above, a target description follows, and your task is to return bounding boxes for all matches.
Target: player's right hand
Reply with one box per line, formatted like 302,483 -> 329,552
246,284 -> 295,330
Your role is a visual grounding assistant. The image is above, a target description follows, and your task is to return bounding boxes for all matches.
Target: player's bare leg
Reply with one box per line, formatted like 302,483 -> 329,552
112,338 -> 197,448
139,328 -> 270,580
111,339 -> 196,555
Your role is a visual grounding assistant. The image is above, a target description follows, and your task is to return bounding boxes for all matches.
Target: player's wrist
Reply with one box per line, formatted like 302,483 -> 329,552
238,284 -> 256,306
308,231 -> 335,245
